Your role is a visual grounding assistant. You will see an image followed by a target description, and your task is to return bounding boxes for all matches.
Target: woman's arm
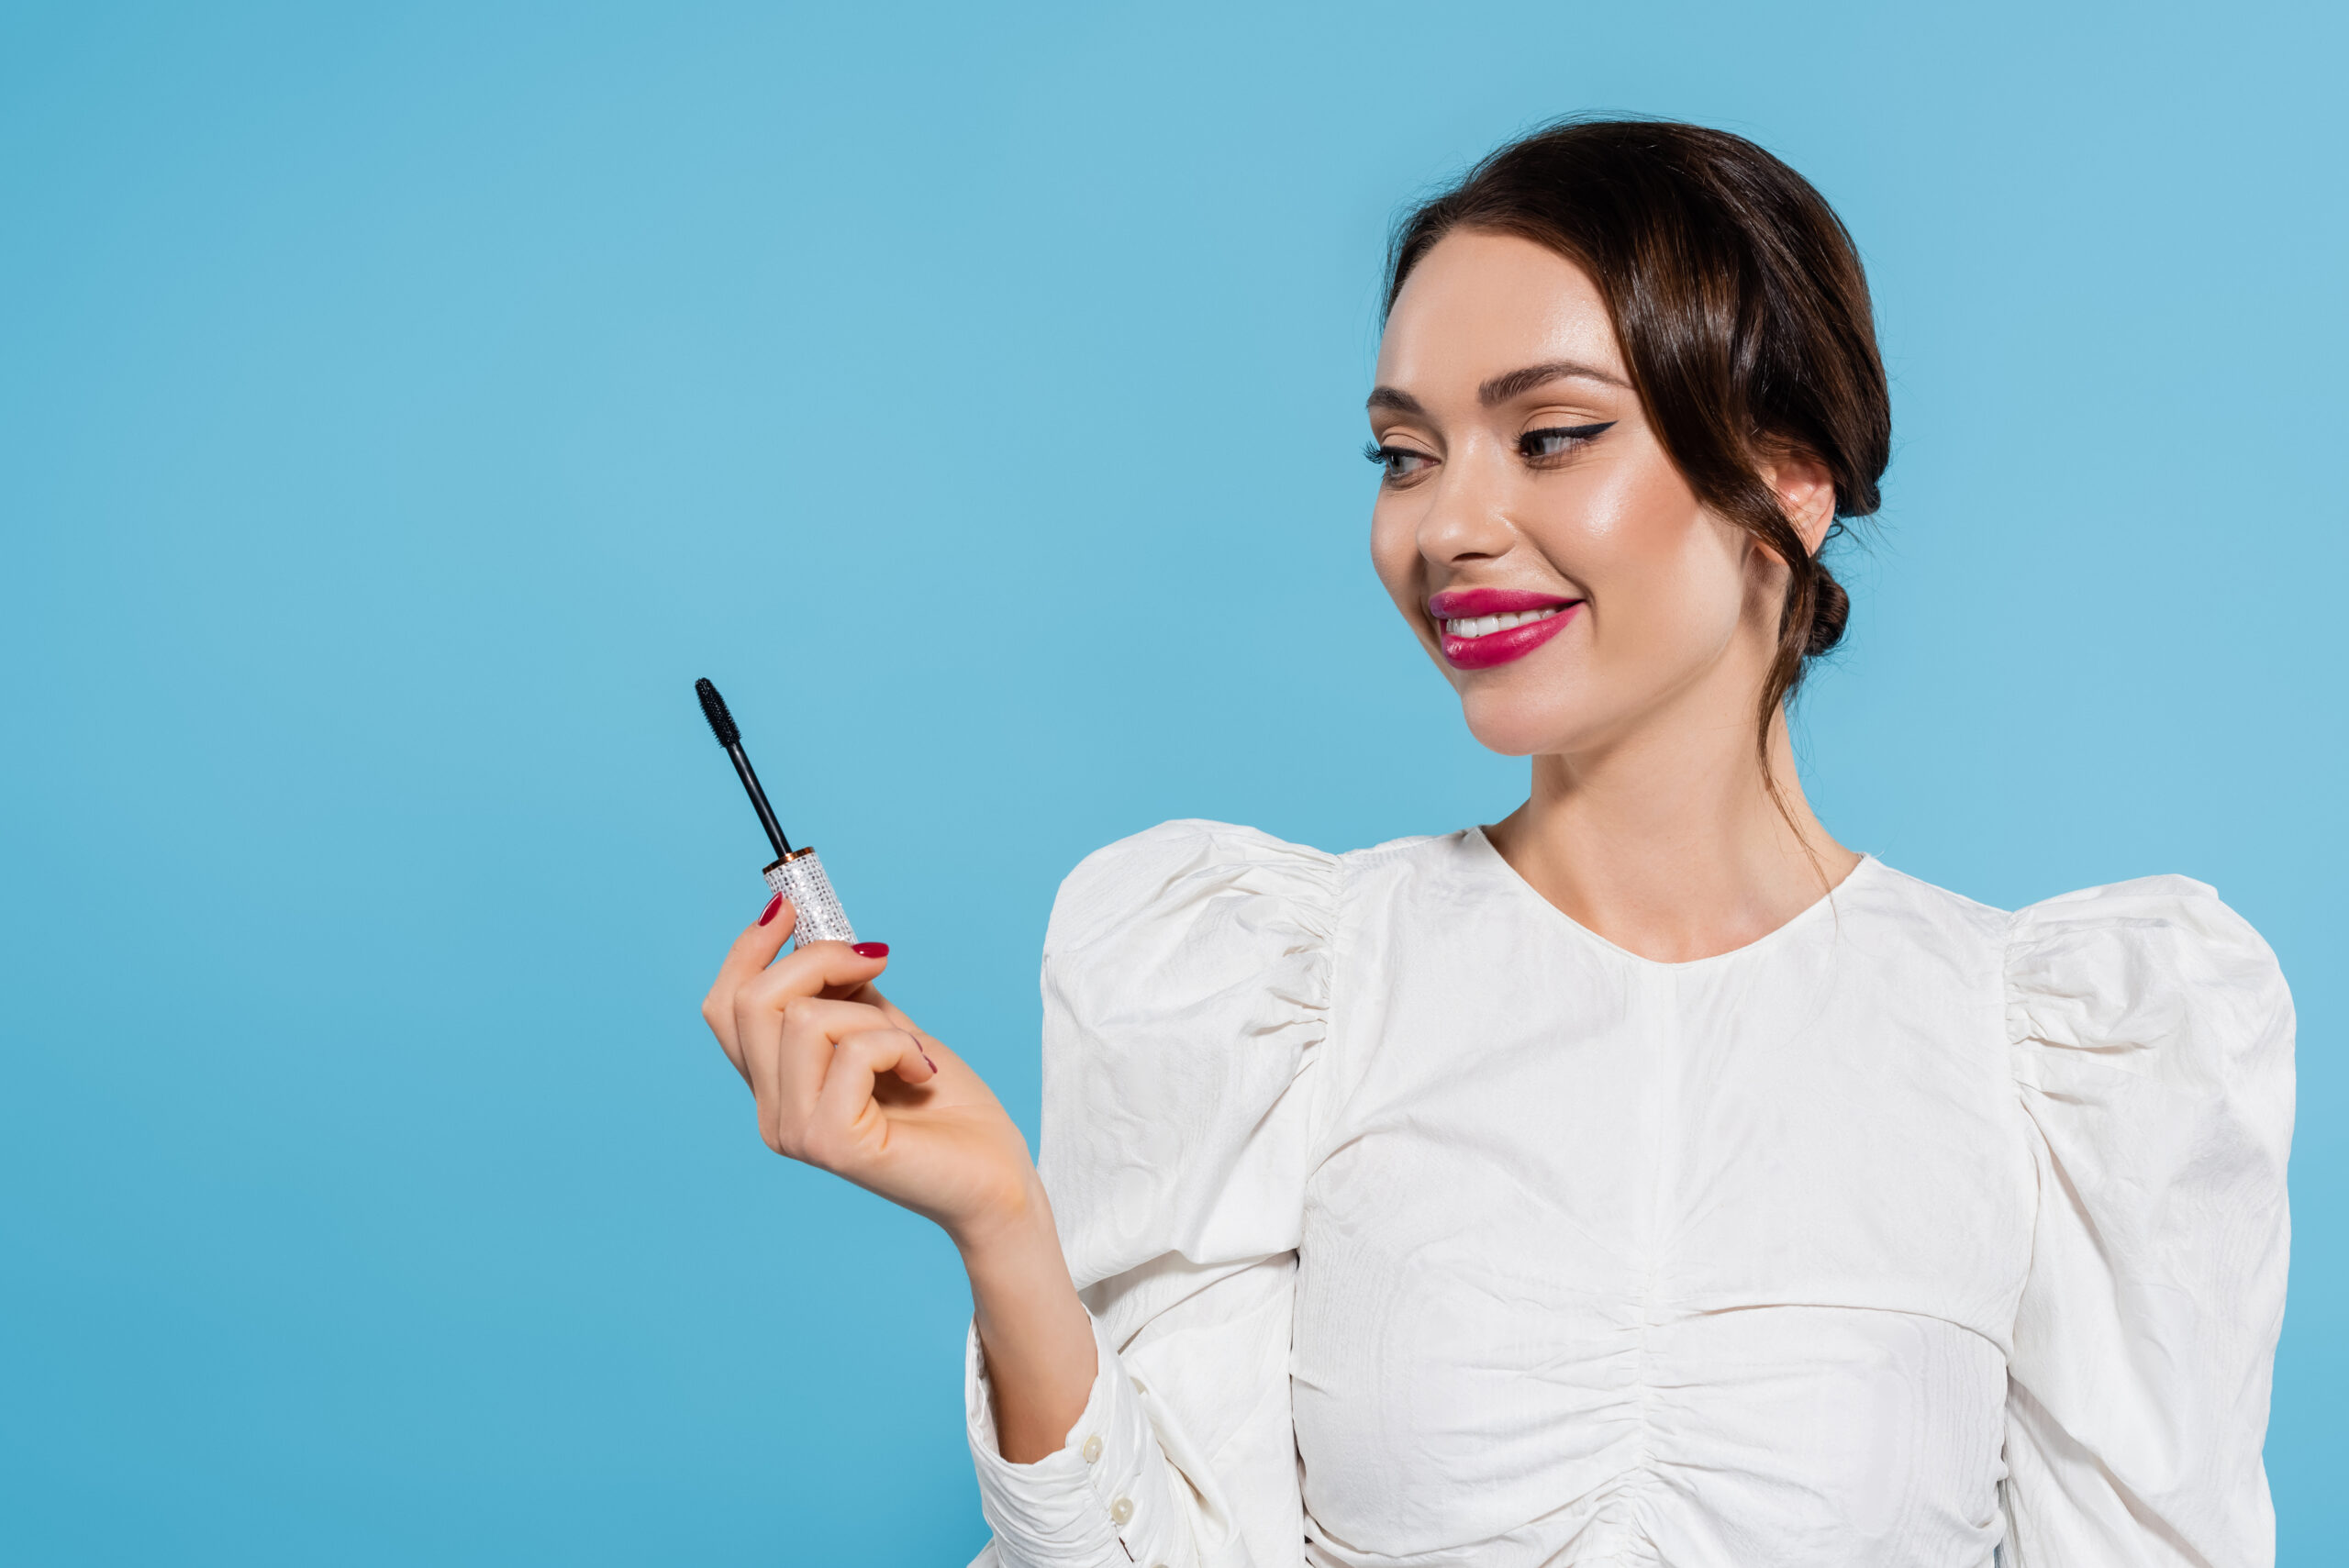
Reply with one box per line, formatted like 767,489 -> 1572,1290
2001,879 -> 2294,1566
957,1178 -> 1098,1462
698,896 -> 1096,1462
704,819 -> 1330,1568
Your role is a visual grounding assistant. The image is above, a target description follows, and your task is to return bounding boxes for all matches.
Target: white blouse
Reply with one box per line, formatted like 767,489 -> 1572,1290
963,821 -> 2294,1568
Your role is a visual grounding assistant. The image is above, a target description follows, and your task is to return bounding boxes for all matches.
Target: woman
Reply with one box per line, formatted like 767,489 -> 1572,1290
700,120 -> 2293,1567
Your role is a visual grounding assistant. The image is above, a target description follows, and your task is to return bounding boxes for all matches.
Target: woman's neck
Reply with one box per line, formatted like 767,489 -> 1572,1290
1484,706 -> 1861,964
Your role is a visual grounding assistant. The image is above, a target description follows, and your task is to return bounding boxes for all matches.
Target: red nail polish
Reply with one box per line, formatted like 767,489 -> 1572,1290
758,893 -> 784,927
920,1049 -> 938,1072
852,941 -> 888,959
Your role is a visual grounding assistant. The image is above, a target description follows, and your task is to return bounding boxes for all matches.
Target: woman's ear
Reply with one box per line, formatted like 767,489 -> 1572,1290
1763,454 -> 1838,554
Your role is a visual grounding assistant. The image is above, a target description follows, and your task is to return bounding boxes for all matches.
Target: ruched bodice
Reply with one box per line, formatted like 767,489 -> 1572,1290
964,822 -> 2293,1568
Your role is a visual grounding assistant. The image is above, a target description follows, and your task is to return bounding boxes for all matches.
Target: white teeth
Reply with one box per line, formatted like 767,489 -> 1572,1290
1442,605 -> 1564,638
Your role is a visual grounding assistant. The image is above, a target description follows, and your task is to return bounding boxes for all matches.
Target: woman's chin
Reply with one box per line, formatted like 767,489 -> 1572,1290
1458,696 -> 1587,760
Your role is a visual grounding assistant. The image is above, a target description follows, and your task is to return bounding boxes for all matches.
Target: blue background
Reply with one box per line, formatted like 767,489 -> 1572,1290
4,2 -> 2341,1562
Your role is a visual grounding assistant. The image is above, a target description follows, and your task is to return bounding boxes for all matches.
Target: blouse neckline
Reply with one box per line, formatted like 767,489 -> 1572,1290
1461,825 -> 1882,972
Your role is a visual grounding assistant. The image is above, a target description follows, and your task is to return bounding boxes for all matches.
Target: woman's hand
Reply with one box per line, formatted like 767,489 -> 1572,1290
700,896 -> 1037,1249
699,894 -> 1100,1462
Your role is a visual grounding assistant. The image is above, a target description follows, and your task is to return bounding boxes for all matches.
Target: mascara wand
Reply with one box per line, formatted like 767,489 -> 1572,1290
696,678 -> 791,860
695,677 -> 856,947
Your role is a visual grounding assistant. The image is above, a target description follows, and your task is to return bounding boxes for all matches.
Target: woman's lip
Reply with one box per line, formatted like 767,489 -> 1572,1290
1441,601 -> 1581,670
1428,587 -> 1576,618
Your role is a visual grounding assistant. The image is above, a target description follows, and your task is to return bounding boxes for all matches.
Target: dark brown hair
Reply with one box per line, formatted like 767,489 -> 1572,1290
1385,117 -> 1889,779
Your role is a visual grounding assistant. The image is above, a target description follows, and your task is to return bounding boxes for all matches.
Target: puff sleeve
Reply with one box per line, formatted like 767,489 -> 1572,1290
2000,876 -> 2296,1567
966,821 -> 1338,1568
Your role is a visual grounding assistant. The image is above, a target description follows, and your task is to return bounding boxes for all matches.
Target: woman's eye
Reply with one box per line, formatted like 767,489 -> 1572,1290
1519,421 -> 1617,461
1364,442 -> 1434,481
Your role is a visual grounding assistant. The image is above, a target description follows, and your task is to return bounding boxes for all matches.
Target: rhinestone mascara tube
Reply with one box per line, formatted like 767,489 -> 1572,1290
695,677 -> 855,947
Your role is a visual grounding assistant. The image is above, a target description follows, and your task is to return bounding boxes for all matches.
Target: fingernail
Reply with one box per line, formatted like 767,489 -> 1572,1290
920,1049 -> 938,1072
852,941 -> 888,959
758,894 -> 784,927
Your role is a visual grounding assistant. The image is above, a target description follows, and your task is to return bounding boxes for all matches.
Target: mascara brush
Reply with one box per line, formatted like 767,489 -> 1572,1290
695,676 -> 856,947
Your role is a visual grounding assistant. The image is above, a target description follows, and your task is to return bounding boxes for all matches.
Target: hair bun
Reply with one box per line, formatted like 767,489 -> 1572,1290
1806,566 -> 1850,657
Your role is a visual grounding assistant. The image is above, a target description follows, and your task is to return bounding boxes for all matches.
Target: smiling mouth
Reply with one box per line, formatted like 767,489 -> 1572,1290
1428,591 -> 1584,670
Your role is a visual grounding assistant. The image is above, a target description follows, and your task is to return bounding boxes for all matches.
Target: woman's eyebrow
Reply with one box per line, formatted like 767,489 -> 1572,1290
1477,360 -> 1628,405
1366,361 -> 1629,416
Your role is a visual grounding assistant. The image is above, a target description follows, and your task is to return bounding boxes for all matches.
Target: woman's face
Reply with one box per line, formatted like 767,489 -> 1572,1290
1367,229 -> 1814,760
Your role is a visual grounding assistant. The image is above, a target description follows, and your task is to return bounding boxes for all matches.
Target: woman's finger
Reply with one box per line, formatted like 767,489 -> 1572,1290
742,995 -> 893,1158
700,894 -> 799,1073
733,937 -> 890,1015
725,935 -> 886,1099
852,985 -> 953,1076
804,1028 -> 939,1172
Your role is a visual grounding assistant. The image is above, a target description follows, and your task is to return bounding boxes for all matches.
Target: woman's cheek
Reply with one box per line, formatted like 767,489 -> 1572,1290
1368,505 -> 1428,623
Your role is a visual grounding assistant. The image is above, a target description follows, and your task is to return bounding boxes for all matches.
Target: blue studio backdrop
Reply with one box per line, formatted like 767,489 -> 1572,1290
4,3 -> 2343,1562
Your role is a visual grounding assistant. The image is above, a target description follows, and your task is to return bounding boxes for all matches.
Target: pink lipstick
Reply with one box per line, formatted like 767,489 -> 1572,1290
1429,588 -> 1582,670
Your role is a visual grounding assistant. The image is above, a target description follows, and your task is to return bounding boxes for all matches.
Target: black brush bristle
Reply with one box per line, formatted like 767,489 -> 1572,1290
695,677 -> 740,748
696,676 -> 792,859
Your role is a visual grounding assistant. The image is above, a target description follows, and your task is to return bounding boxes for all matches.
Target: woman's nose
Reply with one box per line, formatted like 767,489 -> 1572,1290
1418,450 -> 1516,565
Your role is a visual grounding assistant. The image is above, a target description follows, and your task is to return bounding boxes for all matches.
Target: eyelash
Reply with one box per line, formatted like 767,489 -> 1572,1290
1519,421 -> 1616,459
1363,421 -> 1618,482
1363,441 -> 1431,481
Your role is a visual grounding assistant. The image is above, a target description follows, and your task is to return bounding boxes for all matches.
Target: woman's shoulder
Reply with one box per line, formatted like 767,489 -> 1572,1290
2002,870 -> 2268,948
1045,819 -> 1336,957
1859,860 -> 2277,970
1038,821 -> 1345,1042
1043,817 -> 1457,959
1861,859 -> 2290,1060
1999,873 -> 2292,1082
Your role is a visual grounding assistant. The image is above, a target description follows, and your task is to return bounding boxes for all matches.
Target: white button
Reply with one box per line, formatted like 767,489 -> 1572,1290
1109,1496 -> 1134,1525
1080,1434 -> 1103,1463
